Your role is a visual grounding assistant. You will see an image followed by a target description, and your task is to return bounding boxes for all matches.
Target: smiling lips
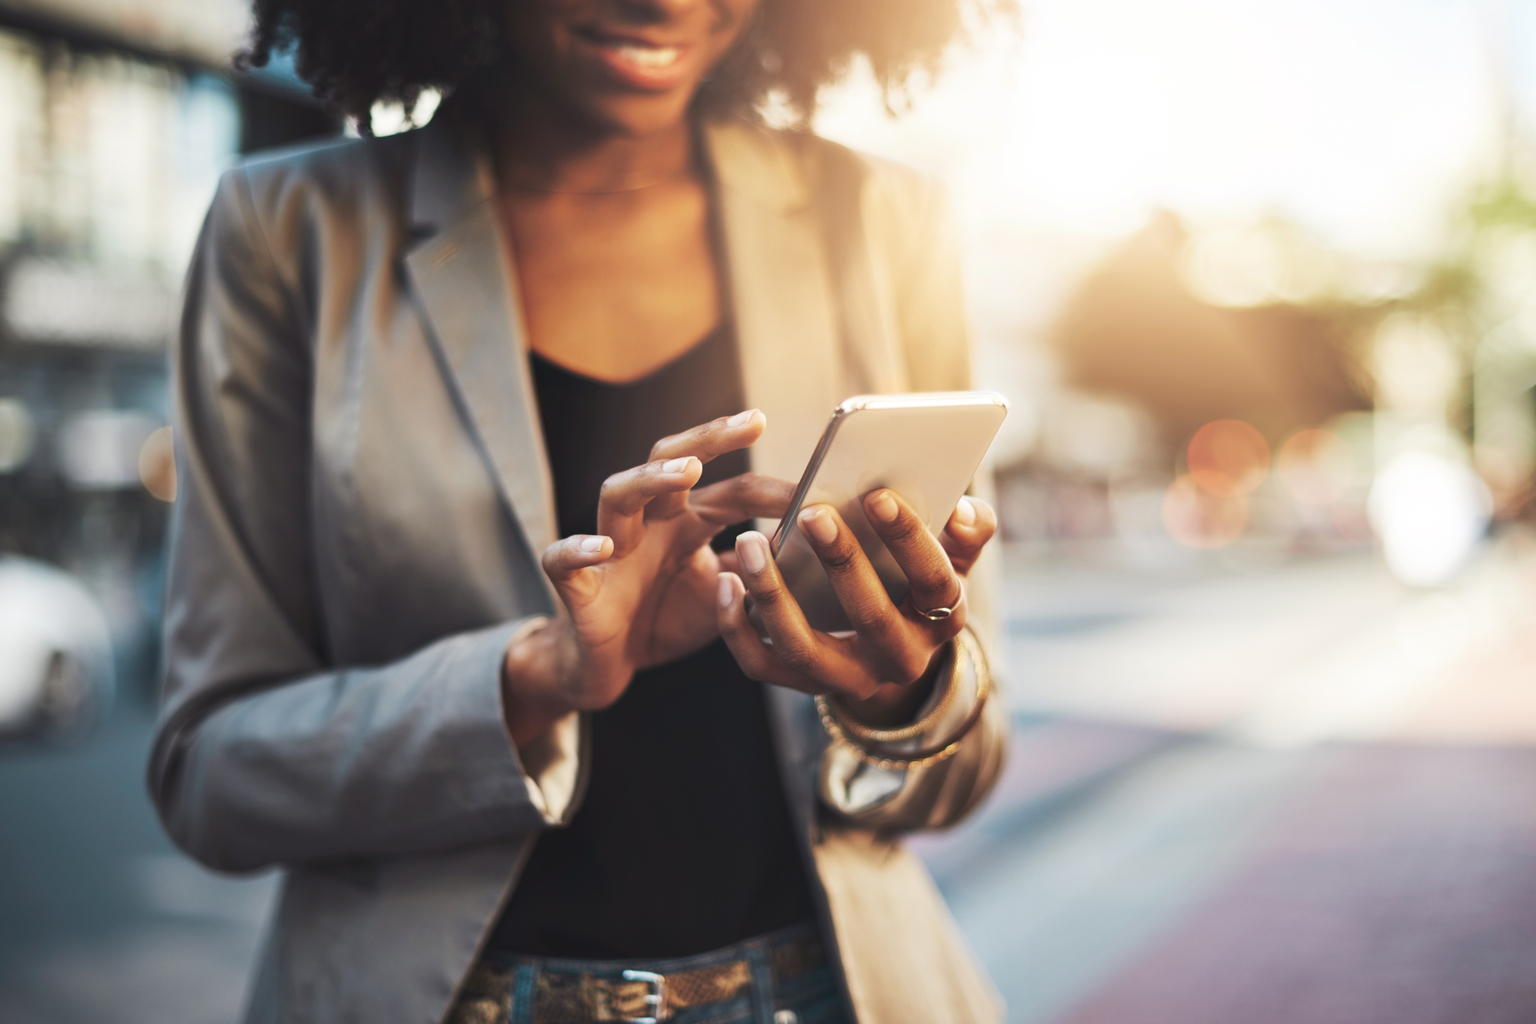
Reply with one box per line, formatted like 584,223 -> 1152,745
615,43 -> 682,69
578,30 -> 694,90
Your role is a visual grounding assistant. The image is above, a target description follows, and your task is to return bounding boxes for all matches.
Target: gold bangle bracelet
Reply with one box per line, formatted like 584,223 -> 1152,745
816,630 -> 993,771
824,641 -> 962,744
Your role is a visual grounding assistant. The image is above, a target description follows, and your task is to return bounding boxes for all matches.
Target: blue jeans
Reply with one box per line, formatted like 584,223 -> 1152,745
460,922 -> 851,1024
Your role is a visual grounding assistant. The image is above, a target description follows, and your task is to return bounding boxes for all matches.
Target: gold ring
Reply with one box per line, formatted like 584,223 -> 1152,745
912,581 -> 963,621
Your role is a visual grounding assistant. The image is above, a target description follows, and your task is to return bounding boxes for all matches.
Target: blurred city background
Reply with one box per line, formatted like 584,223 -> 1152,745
2,0 -> 1536,1021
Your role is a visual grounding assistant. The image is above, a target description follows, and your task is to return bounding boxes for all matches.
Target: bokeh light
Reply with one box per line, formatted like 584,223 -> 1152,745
58,411 -> 158,490
138,426 -> 176,503
1162,473 -> 1250,549
1187,419 -> 1271,497
1276,428 -> 1354,506
0,398 -> 36,473
1368,452 -> 1492,587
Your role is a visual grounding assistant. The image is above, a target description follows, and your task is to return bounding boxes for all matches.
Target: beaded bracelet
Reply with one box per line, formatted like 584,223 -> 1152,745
815,629 -> 993,772
823,642 -> 962,744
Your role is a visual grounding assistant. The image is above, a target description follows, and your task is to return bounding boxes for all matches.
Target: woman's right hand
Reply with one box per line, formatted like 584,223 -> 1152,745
500,410 -> 792,745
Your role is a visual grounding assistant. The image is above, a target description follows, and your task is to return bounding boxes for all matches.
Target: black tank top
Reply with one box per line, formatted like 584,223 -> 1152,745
486,324 -> 817,958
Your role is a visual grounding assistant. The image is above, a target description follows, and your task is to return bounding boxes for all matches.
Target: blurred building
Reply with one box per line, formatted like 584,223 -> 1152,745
0,0 -> 335,702
998,212 -> 1381,556
1049,212 -> 1375,451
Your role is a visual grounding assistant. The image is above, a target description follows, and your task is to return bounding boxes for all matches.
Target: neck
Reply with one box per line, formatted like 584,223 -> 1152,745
490,82 -> 695,194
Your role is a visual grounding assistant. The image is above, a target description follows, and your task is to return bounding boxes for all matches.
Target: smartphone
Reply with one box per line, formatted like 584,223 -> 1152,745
768,391 -> 1008,633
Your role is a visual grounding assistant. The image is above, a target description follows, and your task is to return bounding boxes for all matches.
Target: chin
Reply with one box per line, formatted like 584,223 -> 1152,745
576,90 -> 700,137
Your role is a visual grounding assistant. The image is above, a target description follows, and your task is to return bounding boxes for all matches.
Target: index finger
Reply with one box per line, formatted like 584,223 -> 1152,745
595,457 -> 702,553
689,472 -> 795,526
648,409 -> 765,463
646,409 -> 766,519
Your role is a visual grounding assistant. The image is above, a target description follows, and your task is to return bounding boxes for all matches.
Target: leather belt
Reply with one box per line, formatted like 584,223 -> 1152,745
451,934 -> 825,1024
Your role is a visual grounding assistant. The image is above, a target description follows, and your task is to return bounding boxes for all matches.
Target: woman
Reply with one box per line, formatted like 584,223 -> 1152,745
149,0 -> 1010,1021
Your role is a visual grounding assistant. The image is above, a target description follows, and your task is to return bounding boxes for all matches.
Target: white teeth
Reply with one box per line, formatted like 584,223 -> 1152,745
615,44 -> 681,69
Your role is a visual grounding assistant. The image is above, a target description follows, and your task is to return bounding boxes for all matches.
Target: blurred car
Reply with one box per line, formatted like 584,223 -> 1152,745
0,557 -> 114,741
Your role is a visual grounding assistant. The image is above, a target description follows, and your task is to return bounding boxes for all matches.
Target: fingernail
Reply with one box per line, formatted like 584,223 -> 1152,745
953,497 -> 976,527
728,409 -> 756,427
717,573 -> 737,608
800,506 -> 837,545
868,490 -> 898,523
662,457 -> 693,474
738,532 -> 768,574
580,536 -> 607,553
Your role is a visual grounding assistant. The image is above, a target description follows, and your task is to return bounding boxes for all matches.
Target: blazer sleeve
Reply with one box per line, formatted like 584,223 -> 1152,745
818,166 -> 1009,832
146,168 -> 581,874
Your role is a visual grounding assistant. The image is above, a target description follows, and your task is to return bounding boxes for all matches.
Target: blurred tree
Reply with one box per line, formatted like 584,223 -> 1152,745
1429,168 -> 1536,517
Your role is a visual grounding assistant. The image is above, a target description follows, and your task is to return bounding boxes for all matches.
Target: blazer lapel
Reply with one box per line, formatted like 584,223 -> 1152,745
400,118 -> 853,619
402,123 -> 560,567
707,121 -> 845,804
706,121 -> 843,493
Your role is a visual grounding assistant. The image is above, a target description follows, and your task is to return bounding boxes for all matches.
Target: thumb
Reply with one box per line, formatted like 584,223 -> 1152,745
540,535 -> 612,608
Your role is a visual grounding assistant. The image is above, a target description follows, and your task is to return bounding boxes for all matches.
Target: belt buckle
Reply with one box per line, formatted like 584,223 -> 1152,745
620,969 -> 666,1024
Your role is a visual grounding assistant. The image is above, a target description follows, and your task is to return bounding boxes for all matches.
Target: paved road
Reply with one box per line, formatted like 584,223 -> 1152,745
932,737 -> 1536,1024
0,713 -> 276,1024
1,542 -> 1532,1023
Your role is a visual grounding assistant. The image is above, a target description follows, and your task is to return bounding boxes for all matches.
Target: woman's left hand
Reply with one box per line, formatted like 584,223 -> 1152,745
716,489 -> 997,726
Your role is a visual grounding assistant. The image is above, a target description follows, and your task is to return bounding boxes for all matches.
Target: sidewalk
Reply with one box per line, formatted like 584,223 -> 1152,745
926,539 -> 1536,1024
910,715 -> 1183,890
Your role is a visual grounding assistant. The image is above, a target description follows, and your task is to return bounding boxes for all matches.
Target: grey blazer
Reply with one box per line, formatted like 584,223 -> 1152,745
149,115 -> 1008,1024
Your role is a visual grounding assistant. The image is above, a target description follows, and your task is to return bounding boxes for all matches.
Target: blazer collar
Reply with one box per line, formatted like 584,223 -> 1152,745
408,118 -> 495,233
706,120 -> 839,789
399,116 -> 845,574
703,120 -> 842,490
702,119 -> 813,215
402,121 -> 561,587
406,116 -> 814,221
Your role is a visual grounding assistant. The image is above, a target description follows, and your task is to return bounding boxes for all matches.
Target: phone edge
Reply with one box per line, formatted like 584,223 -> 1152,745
769,405 -> 852,558
767,391 -> 1008,558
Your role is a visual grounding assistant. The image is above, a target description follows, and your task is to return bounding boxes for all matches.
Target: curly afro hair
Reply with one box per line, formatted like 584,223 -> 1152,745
237,0 -> 1011,129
